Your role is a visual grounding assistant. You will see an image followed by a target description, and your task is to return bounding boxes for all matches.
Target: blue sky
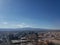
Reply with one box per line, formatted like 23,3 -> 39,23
0,0 -> 60,29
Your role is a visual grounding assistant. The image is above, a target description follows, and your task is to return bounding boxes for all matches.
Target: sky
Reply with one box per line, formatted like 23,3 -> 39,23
0,0 -> 60,29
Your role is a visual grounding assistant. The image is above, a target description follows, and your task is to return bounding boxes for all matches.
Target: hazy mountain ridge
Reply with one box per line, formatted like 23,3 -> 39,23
0,28 -> 60,32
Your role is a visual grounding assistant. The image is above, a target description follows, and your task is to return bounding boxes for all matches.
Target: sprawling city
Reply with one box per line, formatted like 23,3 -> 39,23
0,0 -> 60,45
0,29 -> 60,45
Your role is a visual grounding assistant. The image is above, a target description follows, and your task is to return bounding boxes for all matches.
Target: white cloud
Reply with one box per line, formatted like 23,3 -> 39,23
16,25 -> 24,28
21,23 -> 25,25
2,22 -> 8,24
0,22 -> 33,28
15,23 -> 32,28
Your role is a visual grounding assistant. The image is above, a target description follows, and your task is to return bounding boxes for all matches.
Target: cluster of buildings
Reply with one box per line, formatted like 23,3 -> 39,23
9,31 -> 60,45
0,31 -> 60,45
